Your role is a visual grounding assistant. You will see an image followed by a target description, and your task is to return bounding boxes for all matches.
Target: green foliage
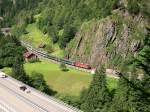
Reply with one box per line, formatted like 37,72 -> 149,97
0,36 -> 25,68
134,28 -> 150,74
45,45 -> 54,53
7,61 -> 57,96
28,59 -> 39,63
0,0 -> 41,27
59,24 -> 77,49
35,0 -> 119,48
79,88 -> 88,108
11,9 -> 37,37
84,45 -> 91,55
112,54 -> 123,67
60,62 -> 68,72
81,68 -> 111,112
106,43 -> 124,67
47,25 -> 59,43
30,72 -> 56,95
127,0 -> 150,20
0,35 -> 28,84
11,57 -> 30,84
127,0 -> 140,14
56,94 -> 81,108
112,14 -> 124,38
108,28 -> 150,112
12,24 -> 27,37
140,1 -> 150,21
1,0 -> 150,110
108,75 -> 148,112
24,60 -> 92,96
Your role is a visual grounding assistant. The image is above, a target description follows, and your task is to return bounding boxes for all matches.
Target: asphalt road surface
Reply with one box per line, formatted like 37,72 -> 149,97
0,76 -> 81,112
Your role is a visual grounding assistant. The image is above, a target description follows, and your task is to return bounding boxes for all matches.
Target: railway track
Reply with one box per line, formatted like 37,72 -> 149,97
21,41 -> 120,78
21,41 -> 75,64
21,41 -> 92,73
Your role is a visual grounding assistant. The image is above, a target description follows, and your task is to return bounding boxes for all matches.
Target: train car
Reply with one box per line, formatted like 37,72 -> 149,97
64,60 -> 74,65
74,62 -> 91,69
59,58 -> 74,65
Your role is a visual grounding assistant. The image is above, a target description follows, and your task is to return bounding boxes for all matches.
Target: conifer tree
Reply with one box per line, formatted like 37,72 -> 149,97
108,73 -> 150,112
30,72 -> 56,95
11,56 -> 30,84
108,28 -> 150,112
133,28 -> 150,111
81,67 -> 111,112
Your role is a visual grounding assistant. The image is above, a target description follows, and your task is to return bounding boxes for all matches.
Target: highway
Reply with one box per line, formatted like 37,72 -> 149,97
0,75 -> 82,112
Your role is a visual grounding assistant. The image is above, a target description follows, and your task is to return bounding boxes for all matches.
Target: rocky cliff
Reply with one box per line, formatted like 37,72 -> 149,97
66,9 -> 148,69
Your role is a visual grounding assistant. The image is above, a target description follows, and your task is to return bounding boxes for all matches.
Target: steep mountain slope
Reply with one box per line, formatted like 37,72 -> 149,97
1,0 -> 149,70
66,8 -> 149,69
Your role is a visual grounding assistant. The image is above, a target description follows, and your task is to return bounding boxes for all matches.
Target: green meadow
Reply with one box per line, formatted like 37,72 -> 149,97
1,60 -> 118,96
20,23 -> 64,57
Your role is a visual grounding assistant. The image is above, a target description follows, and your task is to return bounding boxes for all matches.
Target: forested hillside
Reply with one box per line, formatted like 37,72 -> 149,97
1,0 -> 149,52
0,0 -> 150,112
67,6 -> 149,69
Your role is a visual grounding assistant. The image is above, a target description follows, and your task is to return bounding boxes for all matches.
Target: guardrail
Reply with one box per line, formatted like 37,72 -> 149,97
0,100 -> 17,112
7,76 -> 82,112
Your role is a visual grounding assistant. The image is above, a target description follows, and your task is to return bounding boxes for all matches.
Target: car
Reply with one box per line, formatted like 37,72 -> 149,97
0,72 -> 7,78
20,86 -> 27,91
20,86 -> 31,93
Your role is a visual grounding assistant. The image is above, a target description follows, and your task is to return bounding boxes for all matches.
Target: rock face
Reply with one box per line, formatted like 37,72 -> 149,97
66,10 -> 148,69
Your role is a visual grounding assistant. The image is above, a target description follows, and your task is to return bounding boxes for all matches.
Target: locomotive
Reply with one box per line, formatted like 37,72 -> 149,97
60,59 -> 92,69
73,62 -> 91,69
59,58 -> 92,69
25,47 -> 92,70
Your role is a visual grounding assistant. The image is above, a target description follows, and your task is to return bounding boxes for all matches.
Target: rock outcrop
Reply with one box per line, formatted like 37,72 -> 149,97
66,10 -> 148,69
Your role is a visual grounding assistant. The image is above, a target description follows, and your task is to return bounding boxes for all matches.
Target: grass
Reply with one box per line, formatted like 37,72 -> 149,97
21,23 -> 64,57
107,77 -> 118,91
0,60 -> 118,96
21,23 -> 51,48
24,60 -> 92,96
24,60 -> 118,96
0,67 -> 12,75
51,44 -> 64,57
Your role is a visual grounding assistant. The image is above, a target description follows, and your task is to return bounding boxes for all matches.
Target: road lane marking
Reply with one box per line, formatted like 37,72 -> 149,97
0,82 -> 49,112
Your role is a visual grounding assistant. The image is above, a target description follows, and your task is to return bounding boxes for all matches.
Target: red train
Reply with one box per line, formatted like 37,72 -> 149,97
73,62 -> 91,69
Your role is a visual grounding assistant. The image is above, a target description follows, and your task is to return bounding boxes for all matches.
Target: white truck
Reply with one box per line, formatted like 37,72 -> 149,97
0,71 -> 7,78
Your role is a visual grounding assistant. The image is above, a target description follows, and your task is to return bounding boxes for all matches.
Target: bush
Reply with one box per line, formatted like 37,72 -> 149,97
127,0 -> 140,14
60,62 -> 68,72
55,94 -> 81,108
28,59 -> 40,63
30,72 -> 57,95
48,26 -> 59,43
45,45 -> 54,53
59,25 -> 76,49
